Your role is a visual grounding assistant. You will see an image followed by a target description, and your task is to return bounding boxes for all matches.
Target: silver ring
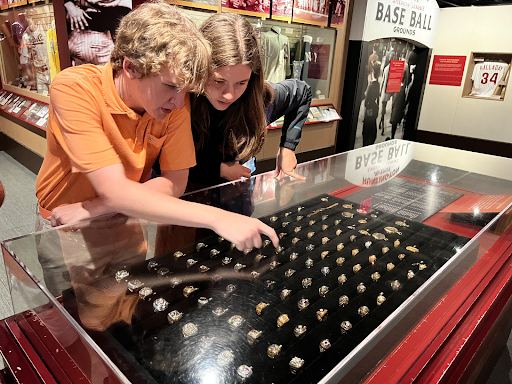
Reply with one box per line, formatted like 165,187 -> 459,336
115,270 -> 129,282
182,322 -> 198,338
319,339 -> 331,352
153,298 -> 168,312
167,310 -> 183,324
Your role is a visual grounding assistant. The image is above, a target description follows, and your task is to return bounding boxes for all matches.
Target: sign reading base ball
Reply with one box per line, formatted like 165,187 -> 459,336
363,0 -> 439,48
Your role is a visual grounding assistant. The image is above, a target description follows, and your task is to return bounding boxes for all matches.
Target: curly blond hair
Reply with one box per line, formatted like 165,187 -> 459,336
110,1 -> 211,93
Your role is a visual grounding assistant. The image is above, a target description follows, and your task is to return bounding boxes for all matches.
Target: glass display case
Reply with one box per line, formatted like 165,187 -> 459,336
0,4 -> 56,94
182,8 -> 337,100
2,140 -> 512,383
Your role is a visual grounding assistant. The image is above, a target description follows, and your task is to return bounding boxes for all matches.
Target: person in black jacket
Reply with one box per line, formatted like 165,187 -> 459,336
189,13 -> 312,189
362,60 -> 381,147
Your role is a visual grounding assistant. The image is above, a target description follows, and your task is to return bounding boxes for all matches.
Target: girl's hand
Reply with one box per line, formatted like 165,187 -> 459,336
220,162 -> 252,181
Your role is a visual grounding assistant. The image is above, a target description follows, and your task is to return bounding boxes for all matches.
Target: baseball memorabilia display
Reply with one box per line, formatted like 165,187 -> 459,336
470,61 -> 509,98
63,194 -> 468,383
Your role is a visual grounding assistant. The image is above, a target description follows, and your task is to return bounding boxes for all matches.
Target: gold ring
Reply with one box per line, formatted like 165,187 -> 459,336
357,282 -> 366,294
406,245 -> 419,253
319,285 -> 329,297
296,215 -> 303,221
292,237 -> 300,245
309,220 -> 315,226
338,274 -> 347,285
281,289 -> 292,301
398,253 -> 406,260
339,295 -> 349,307
337,242 -> 344,251
369,255 -> 377,265
183,286 -> 198,298
371,272 -> 381,282
321,251 -> 330,259
302,277 -> 313,288
322,237 -> 329,244
387,262 -> 395,271
407,270 -> 415,279
340,320 -> 352,333
277,314 -> 289,327
186,259 -> 198,267
196,242 -> 206,252
267,344 -> 282,359
352,249 -> 360,256
322,214 -> 329,221
234,263 -> 246,271
372,233 -> 387,241
247,329 -> 262,344
289,356 -> 304,373
350,235 -> 357,242
270,261 -> 280,270
316,308 -> 328,322
222,256 -> 232,265
307,231 -> 315,239
294,324 -> 307,337
394,239 -> 400,247
377,292 -> 386,305
256,302 -> 269,315
382,247 -> 389,254
391,280 -> 401,291
285,269 -> 296,278
173,251 -> 184,259
353,264 -> 362,274
297,298 -> 310,311
358,305 -> 370,317
290,252 -> 299,261
336,229 -> 343,236
322,224 -> 329,231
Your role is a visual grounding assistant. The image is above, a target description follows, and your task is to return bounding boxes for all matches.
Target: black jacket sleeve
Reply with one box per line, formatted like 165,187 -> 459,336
266,79 -> 312,151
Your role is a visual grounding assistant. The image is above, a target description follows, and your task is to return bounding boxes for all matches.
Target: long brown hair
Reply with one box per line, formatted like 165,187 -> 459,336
192,13 -> 274,162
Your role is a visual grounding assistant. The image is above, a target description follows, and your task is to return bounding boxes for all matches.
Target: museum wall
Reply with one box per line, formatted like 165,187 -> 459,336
417,5 -> 512,145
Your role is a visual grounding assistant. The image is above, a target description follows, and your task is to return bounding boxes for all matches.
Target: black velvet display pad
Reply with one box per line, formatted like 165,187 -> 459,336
97,194 -> 470,384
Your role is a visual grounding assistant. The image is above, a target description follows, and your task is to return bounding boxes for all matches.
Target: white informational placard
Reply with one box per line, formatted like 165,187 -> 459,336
363,0 -> 439,48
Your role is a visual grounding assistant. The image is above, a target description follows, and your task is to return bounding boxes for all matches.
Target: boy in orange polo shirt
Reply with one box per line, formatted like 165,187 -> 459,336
35,2 -> 278,253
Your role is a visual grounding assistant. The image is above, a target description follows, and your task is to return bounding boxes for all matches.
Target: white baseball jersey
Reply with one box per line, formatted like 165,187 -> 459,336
471,61 -> 508,97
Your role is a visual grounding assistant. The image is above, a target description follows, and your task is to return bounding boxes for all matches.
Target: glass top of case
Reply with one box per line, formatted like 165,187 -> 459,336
3,140 -> 512,384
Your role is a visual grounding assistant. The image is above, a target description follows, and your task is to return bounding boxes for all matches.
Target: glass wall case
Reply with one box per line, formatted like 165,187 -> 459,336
2,140 -> 512,383
0,4 -> 56,94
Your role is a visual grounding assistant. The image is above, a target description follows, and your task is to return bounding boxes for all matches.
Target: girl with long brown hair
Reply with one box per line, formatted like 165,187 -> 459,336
188,13 -> 312,188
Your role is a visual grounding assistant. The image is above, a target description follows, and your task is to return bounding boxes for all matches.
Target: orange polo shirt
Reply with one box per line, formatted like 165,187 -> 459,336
36,63 -> 196,211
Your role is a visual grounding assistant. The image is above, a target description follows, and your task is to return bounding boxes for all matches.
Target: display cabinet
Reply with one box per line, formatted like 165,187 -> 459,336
2,140 -> 512,383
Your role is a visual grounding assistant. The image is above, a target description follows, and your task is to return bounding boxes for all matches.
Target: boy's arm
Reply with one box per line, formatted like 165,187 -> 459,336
52,164 -> 278,251
50,169 -> 189,225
